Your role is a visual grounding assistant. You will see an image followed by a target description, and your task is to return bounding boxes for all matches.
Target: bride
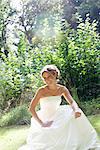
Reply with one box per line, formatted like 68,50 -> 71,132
18,64 -> 100,150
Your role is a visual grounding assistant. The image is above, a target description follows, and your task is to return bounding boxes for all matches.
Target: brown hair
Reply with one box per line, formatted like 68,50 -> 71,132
40,64 -> 60,79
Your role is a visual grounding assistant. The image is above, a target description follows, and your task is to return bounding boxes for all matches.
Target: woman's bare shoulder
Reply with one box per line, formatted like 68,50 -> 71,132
57,84 -> 68,93
57,84 -> 65,89
38,85 -> 47,90
36,85 -> 47,95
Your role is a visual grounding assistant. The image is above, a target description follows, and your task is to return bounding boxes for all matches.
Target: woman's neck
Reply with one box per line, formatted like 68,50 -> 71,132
47,83 -> 58,90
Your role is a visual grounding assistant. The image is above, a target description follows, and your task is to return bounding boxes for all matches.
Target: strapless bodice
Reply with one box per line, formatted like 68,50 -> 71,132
40,96 -> 62,110
39,96 -> 62,120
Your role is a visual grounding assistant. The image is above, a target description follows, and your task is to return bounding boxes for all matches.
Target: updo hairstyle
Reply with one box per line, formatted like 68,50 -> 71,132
40,64 -> 60,80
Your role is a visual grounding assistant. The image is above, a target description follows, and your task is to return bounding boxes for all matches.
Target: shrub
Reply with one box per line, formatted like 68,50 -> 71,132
79,98 -> 100,116
0,104 -> 31,127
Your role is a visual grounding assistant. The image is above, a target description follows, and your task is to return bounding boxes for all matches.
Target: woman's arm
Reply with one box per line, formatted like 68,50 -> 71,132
28,88 -> 43,125
62,86 -> 81,118
29,87 -> 54,127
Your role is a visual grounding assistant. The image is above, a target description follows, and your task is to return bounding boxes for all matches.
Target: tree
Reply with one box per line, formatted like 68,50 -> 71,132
0,0 -> 16,57
55,15 -> 100,101
14,0 -> 62,44
77,0 -> 100,32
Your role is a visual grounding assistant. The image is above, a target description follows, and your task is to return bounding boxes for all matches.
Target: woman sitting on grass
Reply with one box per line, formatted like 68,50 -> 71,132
18,64 -> 100,150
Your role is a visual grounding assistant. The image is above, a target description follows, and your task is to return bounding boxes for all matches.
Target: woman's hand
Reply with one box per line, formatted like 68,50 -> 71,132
41,121 -> 54,127
75,111 -> 81,118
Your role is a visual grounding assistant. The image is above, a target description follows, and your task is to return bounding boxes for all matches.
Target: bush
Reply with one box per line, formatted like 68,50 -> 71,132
79,98 -> 100,116
0,104 -> 31,127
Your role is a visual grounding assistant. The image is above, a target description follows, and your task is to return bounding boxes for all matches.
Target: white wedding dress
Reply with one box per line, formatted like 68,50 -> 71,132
18,96 -> 100,150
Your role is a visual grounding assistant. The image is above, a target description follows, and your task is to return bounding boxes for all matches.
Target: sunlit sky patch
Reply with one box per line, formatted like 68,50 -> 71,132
10,0 -> 22,10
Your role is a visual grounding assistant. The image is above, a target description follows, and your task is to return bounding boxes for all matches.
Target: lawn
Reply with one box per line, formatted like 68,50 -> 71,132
88,114 -> 100,135
0,125 -> 29,150
0,115 -> 100,150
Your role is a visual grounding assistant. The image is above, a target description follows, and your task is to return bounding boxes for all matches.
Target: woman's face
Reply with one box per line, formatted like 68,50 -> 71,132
42,71 -> 57,85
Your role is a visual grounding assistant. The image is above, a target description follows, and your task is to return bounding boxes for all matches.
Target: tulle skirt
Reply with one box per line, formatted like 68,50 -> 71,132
18,105 -> 100,150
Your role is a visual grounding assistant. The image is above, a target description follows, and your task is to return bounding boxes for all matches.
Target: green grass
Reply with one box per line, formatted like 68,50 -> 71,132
88,114 -> 100,137
0,125 -> 30,150
0,115 -> 100,150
